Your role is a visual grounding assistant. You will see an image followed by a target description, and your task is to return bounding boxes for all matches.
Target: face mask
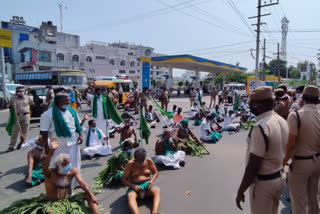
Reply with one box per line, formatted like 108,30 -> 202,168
90,127 -> 96,132
17,91 -> 24,97
127,149 -> 133,154
63,163 -> 72,173
296,93 -> 301,99
180,126 -> 187,131
37,145 -> 44,150
61,104 -> 69,110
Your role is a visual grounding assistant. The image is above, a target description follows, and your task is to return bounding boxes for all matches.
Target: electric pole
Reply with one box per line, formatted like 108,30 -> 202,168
277,43 -> 281,82
262,39 -> 266,81
249,0 -> 279,88
281,17 -> 289,78
58,3 -> 63,32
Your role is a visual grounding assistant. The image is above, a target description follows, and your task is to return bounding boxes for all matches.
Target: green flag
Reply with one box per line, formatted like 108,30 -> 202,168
140,108 -> 151,144
151,97 -> 173,118
105,95 -> 122,125
6,106 -> 16,136
233,96 -> 241,112
198,91 -> 203,107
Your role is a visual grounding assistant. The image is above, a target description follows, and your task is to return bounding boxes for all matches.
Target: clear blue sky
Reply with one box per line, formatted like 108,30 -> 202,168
2,0 -> 320,76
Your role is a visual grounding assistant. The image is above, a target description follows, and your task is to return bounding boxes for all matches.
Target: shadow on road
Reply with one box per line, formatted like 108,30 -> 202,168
0,165 -> 26,178
81,162 -> 102,169
280,181 -> 292,214
109,194 -> 153,214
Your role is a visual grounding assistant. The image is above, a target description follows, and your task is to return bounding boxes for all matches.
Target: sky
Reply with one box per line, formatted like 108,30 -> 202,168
2,0 -> 320,77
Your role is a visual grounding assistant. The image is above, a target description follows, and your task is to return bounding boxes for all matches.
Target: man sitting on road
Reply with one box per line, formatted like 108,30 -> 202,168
173,107 -> 183,126
154,129 -> 186,169
200,115 -> 222,144
118,118 -> 138,148
122,148 -> 160,214
174,119 -> 208,157
223,109 -> 240,132
1,138 -> 102,214
25,136 -> 45,188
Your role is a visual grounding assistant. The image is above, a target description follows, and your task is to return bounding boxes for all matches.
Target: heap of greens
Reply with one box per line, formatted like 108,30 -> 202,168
93,149 -> 133,194
179,139 -> 208,157
240,120 -> 256,130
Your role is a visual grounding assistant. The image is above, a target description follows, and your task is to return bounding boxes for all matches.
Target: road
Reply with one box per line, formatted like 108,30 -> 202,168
0,96 -> 291,214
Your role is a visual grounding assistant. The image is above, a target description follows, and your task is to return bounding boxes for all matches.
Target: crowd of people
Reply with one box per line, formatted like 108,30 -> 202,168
1,82 -> 320,214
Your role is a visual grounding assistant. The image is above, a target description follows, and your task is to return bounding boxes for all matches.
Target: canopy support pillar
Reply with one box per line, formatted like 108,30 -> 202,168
211,72 -> 216,87
195,70 -> 200,88
222,73 -> 226,89
168,67 -> 173,89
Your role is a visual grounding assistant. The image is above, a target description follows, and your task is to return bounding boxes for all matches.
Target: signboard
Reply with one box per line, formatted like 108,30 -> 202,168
142,61 -> 150,89
0,29 -> 12,48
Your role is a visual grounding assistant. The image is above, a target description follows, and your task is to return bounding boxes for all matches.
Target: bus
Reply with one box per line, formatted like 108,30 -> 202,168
14,69 -> 88,93
93,79 -> 133,105
225,83 -> 247,97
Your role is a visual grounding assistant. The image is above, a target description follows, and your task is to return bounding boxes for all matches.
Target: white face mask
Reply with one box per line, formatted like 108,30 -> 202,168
296,93 -> 301,99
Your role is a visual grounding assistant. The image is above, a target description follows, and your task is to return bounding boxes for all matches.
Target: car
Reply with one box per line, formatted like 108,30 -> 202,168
25,86 -> 48,117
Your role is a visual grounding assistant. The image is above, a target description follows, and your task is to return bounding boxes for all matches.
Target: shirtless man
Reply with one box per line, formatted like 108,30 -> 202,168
25,136 -> 45,187
43,138 -> 100,214
174,119 -> 203,152
122,148 -> 160,214
119,119 -> 138,148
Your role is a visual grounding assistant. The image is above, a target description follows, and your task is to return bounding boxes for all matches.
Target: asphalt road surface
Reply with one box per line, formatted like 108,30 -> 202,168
0,96 -> 291,214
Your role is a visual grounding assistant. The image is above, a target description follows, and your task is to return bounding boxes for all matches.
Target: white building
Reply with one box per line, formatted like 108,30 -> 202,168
181,70 -> 195,82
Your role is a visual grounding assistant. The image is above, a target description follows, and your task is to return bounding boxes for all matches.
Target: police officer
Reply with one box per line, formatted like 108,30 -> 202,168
110,86 -> 119,106
209,87 -> 217,109
283,85 -> 320,214
140,87 -> 148,113
236,86 -> 288,214
274,88 -> 289,119
7,86 -> 34,152
278,84 -> 293,109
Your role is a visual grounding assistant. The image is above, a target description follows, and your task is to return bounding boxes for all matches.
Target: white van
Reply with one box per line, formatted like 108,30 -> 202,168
225,83 -> 247,97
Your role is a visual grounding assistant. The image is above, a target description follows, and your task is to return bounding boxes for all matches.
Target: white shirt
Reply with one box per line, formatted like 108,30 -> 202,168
83,127 -> 106,147
87,93 -> 106,121
40,108 -> 79,146
224,114 -> 234,128
200,119 -> 211,138
162,116 -> 173,128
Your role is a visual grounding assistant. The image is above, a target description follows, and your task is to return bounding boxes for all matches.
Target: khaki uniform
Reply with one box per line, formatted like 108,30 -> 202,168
9,95 -> 34,148
287,104 -> 320,214
160,90 -> 169,112
247,110 -> 288,214
140,91 -> 148,112
133,89 -> 140,113
111,89 -> 119,106
209,89 -> 217,108
222,89 -> 228,104
189,90 -> 195,107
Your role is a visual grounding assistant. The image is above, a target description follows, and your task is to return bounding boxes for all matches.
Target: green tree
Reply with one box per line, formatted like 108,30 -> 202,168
266,59 -> 287,78
151,79 -> 157,87
288,65 -> 300,79
133,81 -> 138,87
185,80 -> 190,86
178,81 -> 183,87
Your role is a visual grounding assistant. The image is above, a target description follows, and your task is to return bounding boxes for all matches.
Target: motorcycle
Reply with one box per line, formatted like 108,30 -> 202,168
124,93 -> 134,111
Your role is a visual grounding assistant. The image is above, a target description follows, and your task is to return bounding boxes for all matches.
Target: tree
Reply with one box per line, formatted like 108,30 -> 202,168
185,80 -> 190,86
288,65 -> 300,79
266,59 -> 287,78
178,81 -> 183,87
151,79 -> 157,87
133,81 -> 138,87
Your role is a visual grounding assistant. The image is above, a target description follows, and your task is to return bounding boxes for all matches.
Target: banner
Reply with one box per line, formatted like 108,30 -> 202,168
0,29 -> 12,48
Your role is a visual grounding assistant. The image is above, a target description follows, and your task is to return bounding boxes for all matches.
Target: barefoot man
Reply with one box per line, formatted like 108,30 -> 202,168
119,119 -> 138,148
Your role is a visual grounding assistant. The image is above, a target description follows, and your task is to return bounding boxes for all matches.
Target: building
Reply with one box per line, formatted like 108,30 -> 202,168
181,70 -> 195,82
1,16 -> 169,83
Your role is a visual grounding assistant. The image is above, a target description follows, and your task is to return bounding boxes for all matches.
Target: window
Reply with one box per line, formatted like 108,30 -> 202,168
57,53 -> 64,61
86,56 -> 92,62
130,61 -> 135,67
137,70 -> 140,73
109,59 -> 115,65
120,60 -> 125,66
47,28 -> 53,36
119,70 -> 126,74
156,66 -> 159,69
156,71 -> 160,75
151,71 -> 153,75
72,55 -> 79,62
96,56 -> 106,60
128,52 -> 133,56
89,69 -> 95,73
129,70 -> 135,74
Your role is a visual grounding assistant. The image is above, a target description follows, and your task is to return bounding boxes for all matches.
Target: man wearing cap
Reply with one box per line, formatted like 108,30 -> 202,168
283,85 -> 320,214
140,87 -> 149,113
110,86 -> 119,106
278,84 -> 293,109
6,86 -> 34,152
236,86 -> 288,214
133,85 -> 140,114
274,88 -> 289,119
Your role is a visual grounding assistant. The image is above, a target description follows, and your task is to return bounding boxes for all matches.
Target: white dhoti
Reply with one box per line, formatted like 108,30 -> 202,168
154,151 -> 185,169
82,144 -> 112,156
200,134 -> 214,141
224,123 -> 240,131
96,118 -> 108,136
49,143 -> 81,188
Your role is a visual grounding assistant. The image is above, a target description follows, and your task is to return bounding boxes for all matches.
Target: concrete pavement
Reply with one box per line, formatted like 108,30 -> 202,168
0,96 -> 291,214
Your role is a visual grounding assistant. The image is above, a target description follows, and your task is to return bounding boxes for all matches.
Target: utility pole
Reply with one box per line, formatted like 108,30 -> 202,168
262,39 -> 266,81
249,0 -> 279,88
277,43 -> 281,82
58,3 -> 63,32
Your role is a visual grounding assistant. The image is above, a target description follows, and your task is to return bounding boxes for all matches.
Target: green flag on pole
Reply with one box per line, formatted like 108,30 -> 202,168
6,106 -> 16,136
140,108 -> 151,144
233,96 -> 241,112
150,97 -> 173,118
105,95 -> 122,124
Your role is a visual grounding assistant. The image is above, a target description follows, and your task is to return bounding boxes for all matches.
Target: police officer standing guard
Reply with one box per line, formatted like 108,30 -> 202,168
236,86 -> 288,214
283,85 -> 320,214
7,86 -> 34,152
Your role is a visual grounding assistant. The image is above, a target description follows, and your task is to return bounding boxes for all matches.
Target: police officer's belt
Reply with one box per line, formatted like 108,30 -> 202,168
294,152 -> 320,160
17,112 -> 29,116
257,171 -> 281,180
